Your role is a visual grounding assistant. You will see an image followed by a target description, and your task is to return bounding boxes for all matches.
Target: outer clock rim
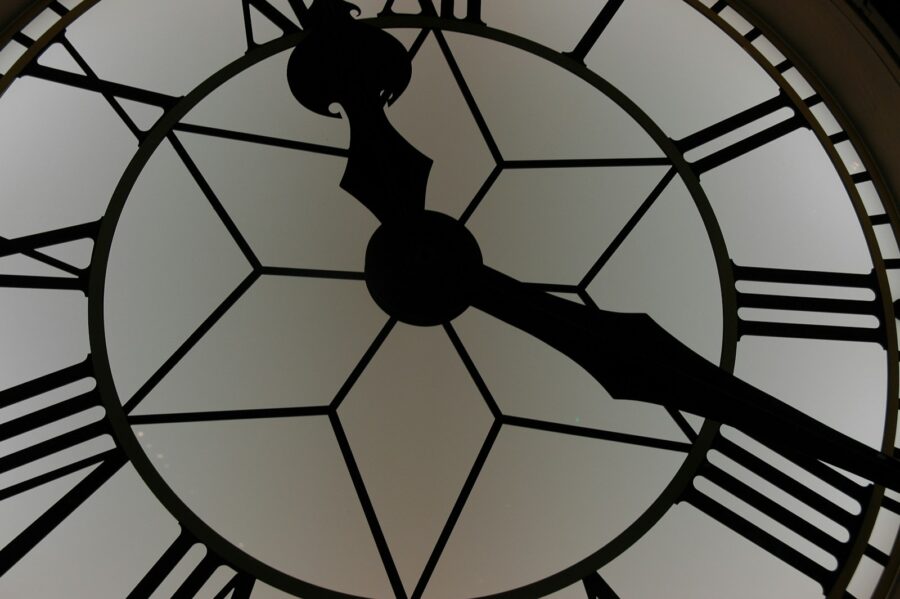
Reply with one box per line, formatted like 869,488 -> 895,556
87,14 -> 735,599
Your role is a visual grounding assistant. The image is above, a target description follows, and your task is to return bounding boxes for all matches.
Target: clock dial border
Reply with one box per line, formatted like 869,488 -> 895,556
0,1 -> 896,597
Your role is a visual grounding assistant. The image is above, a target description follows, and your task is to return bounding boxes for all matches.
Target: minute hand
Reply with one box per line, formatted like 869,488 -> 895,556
471,265 -> 900,491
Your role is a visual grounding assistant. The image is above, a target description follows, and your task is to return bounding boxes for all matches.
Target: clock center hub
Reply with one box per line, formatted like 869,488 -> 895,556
365,210 -> 482,326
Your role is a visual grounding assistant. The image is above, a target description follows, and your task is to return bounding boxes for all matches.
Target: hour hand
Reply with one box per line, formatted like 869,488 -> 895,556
471,265 -> 900,491
285,0 -> 432,222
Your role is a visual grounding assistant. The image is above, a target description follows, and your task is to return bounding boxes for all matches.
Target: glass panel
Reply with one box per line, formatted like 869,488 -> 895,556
137,417 -> 392,596
428,425 -> 685,597
104,140 -> 254,402
339,323 -> 494,595
468,166 -> 671,284
132,276 -> 386,415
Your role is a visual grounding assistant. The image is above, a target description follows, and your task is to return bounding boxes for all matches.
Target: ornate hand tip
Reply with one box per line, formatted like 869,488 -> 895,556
305,0 -> 360,27
285,0 -> 411,118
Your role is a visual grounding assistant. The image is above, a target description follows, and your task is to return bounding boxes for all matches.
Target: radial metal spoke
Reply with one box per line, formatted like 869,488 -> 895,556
523,282 -> 581,294
411,420 -> 501,599
260,265 -> 366,281
433,30 -> 502,163
505,157 -> 669,169
330,414 -> 407,599
168,132 -> 261,270
124,271 -> 260,414
129,405 -> 330,425
173,122 -> 349,157
580,167 -> 676,289
503,415 -> 691,453
443,322 -> 501,417
330,318 -> 396,410
458,164 -> 502,225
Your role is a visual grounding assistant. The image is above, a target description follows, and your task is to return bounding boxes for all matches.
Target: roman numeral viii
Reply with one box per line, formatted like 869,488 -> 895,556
733,262 -> 886,347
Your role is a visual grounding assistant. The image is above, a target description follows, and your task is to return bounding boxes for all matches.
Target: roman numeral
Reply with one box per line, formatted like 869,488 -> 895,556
380,0 -> 483,23
674,92 -> 815,175
241,0 -> 305,50
733,262 -> 885,346
0,220 -> 99,294
681,431 -> 870,592
565,0 -> 625,63
583,572 -> 620,598
129,528 -> 255,599
0,358 -> 127,576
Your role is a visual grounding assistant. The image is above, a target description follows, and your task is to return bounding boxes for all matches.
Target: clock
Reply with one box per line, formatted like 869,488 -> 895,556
1,0 -> 899,597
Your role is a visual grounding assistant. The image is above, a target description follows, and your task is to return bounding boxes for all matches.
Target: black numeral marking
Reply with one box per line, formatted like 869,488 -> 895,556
674,92 -> 812,175
565,0 -> 625,63
129,527 -> 255,598
682,432 -> 869,592
733,263 -> 885,346
380,0 -> 483,23
583,572 -> 621,598
0,358 -> 126,575
0,220 -> 99,293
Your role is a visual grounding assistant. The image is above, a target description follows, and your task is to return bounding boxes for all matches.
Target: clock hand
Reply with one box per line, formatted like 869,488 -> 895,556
471,265 -> 900,491
285,0 -> 432,222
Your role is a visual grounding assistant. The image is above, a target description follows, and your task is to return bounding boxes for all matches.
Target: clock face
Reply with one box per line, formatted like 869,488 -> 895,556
1,1 -> 899,598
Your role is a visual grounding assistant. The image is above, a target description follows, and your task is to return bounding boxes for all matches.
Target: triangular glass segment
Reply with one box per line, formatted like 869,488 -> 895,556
389,35 -> 496,219
135,418 -> 393,597
183,49 -> 349,150
132,276 -> 386,416
339,324 -> 495,596
426,426 -> 685,597
468,166 -> 670,284
177,131 -> 376,271
248,1 -> 292,45
587,176 -> 722,363
117,98 -> 165,132
33,238 -> 93,271
103,139 -> 254,404
34,42 -> 82,72
444,32 -> 664,160
453,307 -> 685,444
